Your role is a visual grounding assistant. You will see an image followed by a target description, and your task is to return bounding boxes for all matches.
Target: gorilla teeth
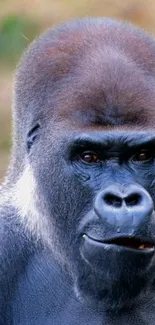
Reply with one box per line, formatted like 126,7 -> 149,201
138,244 -> 153,250
138,244 -> 145,249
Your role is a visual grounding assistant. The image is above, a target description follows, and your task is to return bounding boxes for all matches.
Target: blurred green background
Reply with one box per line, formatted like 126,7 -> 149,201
1,0 -> 155,180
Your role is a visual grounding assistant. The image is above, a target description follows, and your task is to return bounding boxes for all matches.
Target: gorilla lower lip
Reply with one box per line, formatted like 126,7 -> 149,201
83,234 -> 154,251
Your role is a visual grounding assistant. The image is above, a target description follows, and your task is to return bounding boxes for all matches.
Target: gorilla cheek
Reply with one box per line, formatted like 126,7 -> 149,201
32,158 -> 92,241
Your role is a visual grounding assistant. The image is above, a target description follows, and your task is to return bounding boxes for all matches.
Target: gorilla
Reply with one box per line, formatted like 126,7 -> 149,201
1,17 -> 155,325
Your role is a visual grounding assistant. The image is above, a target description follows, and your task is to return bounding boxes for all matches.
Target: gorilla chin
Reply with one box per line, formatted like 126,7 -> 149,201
76,223 -> 155,310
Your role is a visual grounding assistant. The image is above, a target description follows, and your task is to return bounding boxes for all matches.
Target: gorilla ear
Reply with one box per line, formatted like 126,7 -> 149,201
27,123 -> 40,151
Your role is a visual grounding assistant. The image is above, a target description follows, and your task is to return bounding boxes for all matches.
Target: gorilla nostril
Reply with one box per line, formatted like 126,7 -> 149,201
125,193 -> 141,207
103,192 -> 142,208
104,194 -> 122,208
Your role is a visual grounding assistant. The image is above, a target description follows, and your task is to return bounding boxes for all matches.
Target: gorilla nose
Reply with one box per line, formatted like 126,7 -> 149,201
94,184 -> 154,229
103,191 -> 141,208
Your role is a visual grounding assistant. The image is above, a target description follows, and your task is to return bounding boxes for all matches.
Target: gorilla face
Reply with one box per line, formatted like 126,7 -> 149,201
29,125 -> 155,309
14,18 -> 155,311
27,113 -> 155,310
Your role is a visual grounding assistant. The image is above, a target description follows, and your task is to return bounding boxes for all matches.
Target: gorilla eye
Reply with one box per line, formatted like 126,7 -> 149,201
133,149 -> 153,162
80,151 -> 100,163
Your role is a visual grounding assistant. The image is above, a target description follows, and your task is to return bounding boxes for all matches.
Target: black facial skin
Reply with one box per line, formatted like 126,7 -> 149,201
2,18 -> 155,325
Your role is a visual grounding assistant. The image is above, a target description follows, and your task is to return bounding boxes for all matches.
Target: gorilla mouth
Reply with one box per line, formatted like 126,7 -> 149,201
103,237 -> 154,250
84,235 -> 154,251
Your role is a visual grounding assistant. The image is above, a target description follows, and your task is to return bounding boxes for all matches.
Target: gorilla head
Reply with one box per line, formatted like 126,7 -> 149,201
6,18 -> 155,314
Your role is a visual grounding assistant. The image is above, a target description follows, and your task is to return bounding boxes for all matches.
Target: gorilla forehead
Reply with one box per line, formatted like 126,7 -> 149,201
14,17 -> 155,135
55,59 -> 155,128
